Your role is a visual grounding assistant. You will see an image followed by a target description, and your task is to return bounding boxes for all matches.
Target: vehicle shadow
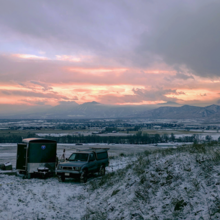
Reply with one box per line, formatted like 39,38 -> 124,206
59,173 -> 101,184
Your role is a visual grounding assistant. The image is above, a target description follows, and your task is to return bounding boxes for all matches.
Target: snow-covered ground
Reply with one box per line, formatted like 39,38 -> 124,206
2,144 -> 220,219
0,156 -> 135,220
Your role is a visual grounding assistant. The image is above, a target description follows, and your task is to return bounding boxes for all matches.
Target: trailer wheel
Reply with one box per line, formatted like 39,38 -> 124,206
80,170 -> 88,183
99,165 -> 105,176
58,175 -> 65,182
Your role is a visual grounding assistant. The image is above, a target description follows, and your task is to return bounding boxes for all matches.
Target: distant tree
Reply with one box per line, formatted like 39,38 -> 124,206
163,134 -> 169,142
193,134 -> 200,143
170,133 -> 175,141
206,135 -> 212,142
154,134 -> 161,143
193,139 -> 198,145
134,126 -> 141,131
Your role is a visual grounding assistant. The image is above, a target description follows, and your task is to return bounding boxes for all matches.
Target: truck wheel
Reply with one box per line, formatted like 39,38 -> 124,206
58,175 -> 65,182
99,165 -> 105,176
80,170 -> 88,183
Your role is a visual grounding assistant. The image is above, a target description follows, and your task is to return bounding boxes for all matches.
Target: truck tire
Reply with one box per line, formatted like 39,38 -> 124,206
58,175 -> 65,182
99,165 -> 105,176
80,170 -> 88,183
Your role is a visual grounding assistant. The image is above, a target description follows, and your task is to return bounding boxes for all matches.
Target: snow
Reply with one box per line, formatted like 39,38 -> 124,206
0,176 -> 85,219
36,133 -> 70,137
0,157 -> 132,220
2,144 -> 220,219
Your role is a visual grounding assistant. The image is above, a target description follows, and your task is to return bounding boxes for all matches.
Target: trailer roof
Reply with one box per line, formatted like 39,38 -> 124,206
22,138 -> 57,143
76,147 -> 109,153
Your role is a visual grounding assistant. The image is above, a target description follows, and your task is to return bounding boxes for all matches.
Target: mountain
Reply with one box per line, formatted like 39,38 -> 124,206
82,101 -> 100,105
134,104 -> 220,119
45,103 -> 155,119
1,102 -> 220,120
0,102 -> 155,119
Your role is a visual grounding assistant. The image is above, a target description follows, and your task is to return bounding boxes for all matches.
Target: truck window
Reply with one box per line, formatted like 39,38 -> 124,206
97,152 -> 108,160
69,153 -> 88,161
89,153 -> 95,161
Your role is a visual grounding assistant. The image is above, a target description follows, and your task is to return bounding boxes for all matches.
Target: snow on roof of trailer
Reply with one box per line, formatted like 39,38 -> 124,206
74,150 -> 93,154
22,138 -> 57,143
76,147 -> 109,153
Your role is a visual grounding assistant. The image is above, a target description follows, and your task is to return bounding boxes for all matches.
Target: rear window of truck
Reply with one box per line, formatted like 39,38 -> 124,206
96,152 -> 108,160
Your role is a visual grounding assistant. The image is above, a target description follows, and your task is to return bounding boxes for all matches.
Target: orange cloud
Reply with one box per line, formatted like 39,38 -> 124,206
1,54 -> 220,106
67,67 -> 127,75
13,54 -> 48,60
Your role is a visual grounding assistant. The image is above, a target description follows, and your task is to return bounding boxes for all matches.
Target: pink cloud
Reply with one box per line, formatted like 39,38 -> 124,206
13,54 -> 48,60
0,54 -> 220,106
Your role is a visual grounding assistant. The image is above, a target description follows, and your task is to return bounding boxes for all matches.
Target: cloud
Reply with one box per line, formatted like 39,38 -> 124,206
0,0 -> 137,61
132,88 -> 184,102
30,81 -> 53,91
0,89 -> 70,100
159,101 -> 180,105
0,1 -> 220,106
58,101 -> 79,105
1,0 -> 220,77
137,0 -> 220,77
95,88 -> 185,105
174,73 -> 194,80
13,54 -> 48,60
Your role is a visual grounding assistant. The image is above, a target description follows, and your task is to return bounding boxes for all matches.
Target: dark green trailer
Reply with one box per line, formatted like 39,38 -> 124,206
16,138 -> 57,178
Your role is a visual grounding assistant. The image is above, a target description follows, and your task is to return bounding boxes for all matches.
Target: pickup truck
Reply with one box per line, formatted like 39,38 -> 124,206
56,148 -> 109,183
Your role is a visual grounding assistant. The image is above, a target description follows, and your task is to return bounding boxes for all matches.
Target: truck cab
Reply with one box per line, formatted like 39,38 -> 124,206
56,148 -> 109,183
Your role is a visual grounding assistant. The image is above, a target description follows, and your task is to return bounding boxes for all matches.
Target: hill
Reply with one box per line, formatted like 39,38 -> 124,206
135,104 -> 220,119
1,102 -> 220,119
2,144 -> 220,219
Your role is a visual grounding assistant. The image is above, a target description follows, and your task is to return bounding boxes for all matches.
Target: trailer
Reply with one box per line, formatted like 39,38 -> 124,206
16,138 -> 57,179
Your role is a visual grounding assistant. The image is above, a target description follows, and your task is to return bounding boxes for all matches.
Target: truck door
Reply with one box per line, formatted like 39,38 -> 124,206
88,153 -> 97,171
16,143 -> 27,170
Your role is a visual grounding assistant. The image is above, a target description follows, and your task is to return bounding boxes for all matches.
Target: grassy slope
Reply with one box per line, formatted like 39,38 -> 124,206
2,144 -> 220,219
84,144 -> 220,219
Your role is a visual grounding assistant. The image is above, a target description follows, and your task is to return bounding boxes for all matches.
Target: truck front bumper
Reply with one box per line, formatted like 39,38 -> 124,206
56,170 -> 81,178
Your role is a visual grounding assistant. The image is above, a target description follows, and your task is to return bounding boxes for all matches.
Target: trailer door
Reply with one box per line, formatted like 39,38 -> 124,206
16,143 -> 27,170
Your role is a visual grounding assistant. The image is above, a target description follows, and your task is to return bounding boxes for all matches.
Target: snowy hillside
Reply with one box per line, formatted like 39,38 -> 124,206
1,144 -> 220,219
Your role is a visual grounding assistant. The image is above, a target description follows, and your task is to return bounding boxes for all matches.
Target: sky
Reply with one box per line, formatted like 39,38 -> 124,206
0,0 -> 220,107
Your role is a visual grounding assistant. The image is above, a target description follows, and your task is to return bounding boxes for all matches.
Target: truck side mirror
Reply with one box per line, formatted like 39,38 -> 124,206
66,158 -> 68,161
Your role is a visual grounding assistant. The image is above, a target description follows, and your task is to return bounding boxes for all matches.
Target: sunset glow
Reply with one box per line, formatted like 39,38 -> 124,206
13,54 -> 48,60
0,0 -> 220,108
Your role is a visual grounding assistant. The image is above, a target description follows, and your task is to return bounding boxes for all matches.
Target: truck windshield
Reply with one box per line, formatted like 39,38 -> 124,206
69,153 -> 88,161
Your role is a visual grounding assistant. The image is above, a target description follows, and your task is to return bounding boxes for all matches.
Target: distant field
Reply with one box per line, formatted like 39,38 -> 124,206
0,129 -> 89,137
0,128 -> 219,138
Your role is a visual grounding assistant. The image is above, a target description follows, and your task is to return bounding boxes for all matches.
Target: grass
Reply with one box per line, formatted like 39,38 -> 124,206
82,208 -> 107,220
84,143 -> 220,219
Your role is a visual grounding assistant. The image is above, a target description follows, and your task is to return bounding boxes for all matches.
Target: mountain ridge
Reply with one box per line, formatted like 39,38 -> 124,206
0,103 -> 220,119
134,104 -> 220,119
